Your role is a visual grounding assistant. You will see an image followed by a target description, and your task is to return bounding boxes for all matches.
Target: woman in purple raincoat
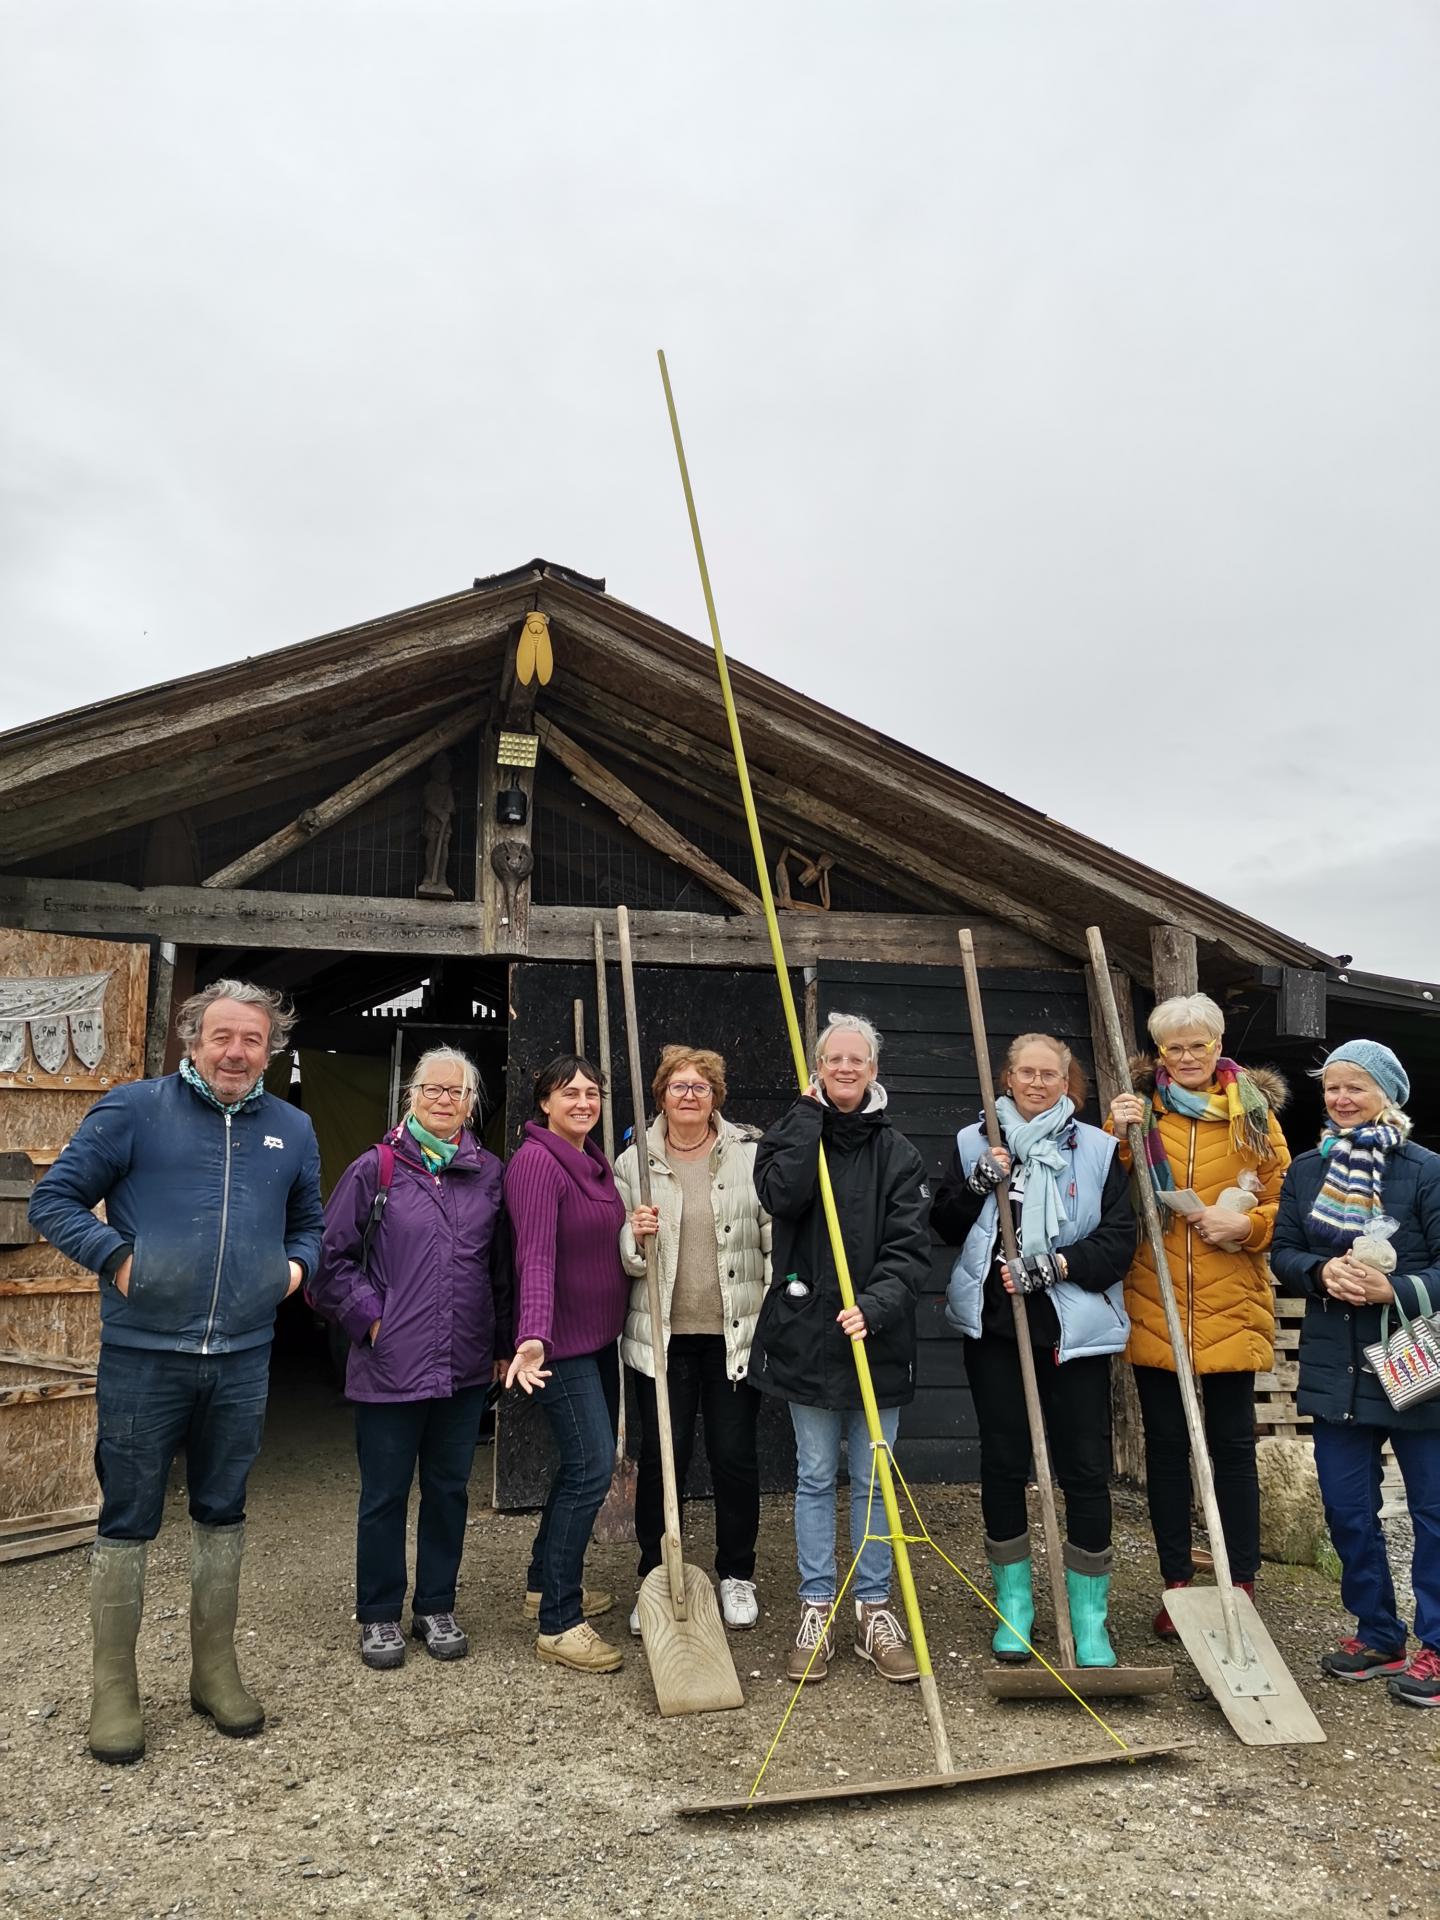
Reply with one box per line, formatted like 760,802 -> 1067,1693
312,1048 -> 510,1672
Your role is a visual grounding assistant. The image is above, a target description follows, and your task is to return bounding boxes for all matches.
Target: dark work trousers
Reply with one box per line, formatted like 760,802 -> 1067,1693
632,1333 -> 761,1582
353,1386 -> 487,1623
963,1337 -> 1113,1552
1133,1365 -> 1260,1583
525,1345 -> 621,1635
1312,1417 -> 1440,1654
95,1342 -> 271,1541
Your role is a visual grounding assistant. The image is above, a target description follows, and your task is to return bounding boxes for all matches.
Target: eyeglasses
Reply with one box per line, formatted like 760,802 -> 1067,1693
416,1085 -> 468,1103
1158,1041 -> 1218,1062
666,1082 -> 713,1099
1012,1069 -> 1064,1086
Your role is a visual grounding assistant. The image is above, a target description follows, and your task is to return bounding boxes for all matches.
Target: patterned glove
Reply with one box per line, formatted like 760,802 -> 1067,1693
967,1150 -> 1007,1195
1010,1251 -> 1063,1294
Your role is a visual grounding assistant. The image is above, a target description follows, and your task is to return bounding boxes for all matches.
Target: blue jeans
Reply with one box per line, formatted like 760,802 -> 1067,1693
95,1342 -> 271,1541
1312,1417 -> 1440,1653
789,1402 -> 901,1605
526,1347 -> 620,1635
354,1387 -> 487,1622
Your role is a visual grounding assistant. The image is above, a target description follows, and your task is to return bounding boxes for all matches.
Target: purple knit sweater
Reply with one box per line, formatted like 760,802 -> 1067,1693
503,1121 -> 628,1359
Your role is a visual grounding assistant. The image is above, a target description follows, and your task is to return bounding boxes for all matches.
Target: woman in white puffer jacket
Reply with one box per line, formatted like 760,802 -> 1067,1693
615,1044 -> 770,1631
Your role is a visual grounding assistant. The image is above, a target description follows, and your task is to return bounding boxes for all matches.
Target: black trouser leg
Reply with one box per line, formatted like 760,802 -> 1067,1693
1134,1364 -> 1258,1583
966,1338 -> 1112,1553
964,1337 -> 1033,1545
693,1336 -> 761,1581
1200,1370 -> 1260,1583
633,1339 -> 702,1579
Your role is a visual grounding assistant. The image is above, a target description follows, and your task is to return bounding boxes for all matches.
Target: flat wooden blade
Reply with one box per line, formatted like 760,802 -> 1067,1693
1163,1586 -> 1326,1746
676,1740 -> 1194,1815
637,1562 -> 744,1717
983,1663 -> 1175,1699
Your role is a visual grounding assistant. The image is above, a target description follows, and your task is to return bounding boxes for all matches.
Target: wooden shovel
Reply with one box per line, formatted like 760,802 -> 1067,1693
1086,927 -> 1325,1746
616,905 -> 743,1716
958,930 -> 1172,1700
592,917 -> 638,1545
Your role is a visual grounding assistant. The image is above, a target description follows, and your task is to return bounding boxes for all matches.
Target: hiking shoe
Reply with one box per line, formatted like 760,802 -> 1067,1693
536,1622 -> 623,1673
523,1586 -> 614,1622
412,1611 -> 468,1661
1319,1636 -> 1409,1682
720,1578 -> 759,1629
1153,1580 -> 1191,1640
1388,1646 -> 1440,1708
360,1621 -> 406,1670
855,1601 -> 920,1684
786,1602 -> 835,1684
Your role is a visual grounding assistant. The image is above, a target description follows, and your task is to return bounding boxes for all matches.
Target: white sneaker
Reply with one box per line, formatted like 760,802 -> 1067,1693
720,1577 -> 759,1629
628,1603 -> 642,1637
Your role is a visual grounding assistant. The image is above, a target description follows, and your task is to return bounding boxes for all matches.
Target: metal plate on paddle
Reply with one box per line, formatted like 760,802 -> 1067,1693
1163,1587 -> 1325,1746
675,1740 -> 1194,1815
983,1663 -> 1174,1699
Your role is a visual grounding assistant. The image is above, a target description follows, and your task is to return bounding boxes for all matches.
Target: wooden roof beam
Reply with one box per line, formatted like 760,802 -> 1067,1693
200,703 -> 484,890
536,716 -> 763,916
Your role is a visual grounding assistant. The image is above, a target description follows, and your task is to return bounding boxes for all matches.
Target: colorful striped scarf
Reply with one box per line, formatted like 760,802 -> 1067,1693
1140,1056 -> 1274,1191
1309,1121 -> 1404,1244
179,1054 -> 266,1116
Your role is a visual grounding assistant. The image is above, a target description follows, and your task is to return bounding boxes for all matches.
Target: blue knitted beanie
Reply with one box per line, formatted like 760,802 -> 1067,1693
1321,1039 -> 1410,1108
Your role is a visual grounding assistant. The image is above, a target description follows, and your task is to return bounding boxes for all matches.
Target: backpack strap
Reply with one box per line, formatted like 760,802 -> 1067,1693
359,1141 -> 396,1273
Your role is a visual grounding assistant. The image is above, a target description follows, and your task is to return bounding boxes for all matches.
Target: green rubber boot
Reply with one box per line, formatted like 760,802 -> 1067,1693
985,1534 -> 1035,1663
189,1522 -> 265,1737
88,1539 -> 147,1764
1064,1556 -> 1118,1669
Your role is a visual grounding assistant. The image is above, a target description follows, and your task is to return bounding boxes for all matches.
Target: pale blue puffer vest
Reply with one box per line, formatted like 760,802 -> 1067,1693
944,1119 -> 1129,1363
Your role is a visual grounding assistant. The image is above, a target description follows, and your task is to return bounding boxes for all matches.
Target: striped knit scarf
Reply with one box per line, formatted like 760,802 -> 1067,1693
1309,1121 -> 1403,1244
1140,1057 -> 1273,1192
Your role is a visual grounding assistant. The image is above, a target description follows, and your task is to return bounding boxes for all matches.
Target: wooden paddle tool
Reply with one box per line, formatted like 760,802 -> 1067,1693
957,929 -> 1172,1701
1086,927 -> 1325,1746
616,905 -> 743,1716
591,916 -> 638,1546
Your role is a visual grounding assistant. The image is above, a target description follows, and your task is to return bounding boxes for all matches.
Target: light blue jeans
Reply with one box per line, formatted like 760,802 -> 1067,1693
789,1403 -> 901,1604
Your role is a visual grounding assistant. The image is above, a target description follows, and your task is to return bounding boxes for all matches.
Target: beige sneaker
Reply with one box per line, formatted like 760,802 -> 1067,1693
523,1586 -> 614,1622
855,1601 -> 919,1683
786,1602 -> 836,1684
535,1621 -> 623,1673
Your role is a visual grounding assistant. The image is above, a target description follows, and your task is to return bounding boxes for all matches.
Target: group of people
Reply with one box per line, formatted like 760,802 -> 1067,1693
27,975 -> 1440,1766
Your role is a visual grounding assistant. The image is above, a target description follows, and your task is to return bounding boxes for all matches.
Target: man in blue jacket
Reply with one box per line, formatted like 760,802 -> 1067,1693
28,978 -> 323,1765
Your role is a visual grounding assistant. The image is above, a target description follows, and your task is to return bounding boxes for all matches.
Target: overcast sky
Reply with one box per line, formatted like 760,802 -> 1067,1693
3,2 -> 1437,978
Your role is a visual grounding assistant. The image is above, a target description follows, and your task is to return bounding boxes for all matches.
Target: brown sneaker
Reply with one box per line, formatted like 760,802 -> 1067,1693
855,1601 -> 919,1683
535,1621 -> 623,1673
523,1586 -> 614,1622
786,1602 -> 835,1684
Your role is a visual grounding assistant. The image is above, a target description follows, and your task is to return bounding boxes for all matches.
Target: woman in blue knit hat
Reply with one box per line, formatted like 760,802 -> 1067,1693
1271,1039 -> 1440,1708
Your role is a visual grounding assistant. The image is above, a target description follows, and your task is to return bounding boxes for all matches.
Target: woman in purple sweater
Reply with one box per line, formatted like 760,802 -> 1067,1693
503,1054 -> 629,1673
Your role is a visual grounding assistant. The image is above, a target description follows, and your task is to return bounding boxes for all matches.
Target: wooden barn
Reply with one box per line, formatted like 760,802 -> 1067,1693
1,557 -> 1430,1557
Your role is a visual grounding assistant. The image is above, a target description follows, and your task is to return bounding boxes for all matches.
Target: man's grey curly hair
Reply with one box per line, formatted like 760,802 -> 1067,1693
175,980 -> 296,1061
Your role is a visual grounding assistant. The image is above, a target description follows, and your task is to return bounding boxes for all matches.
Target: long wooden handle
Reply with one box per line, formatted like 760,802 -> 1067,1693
957,929 -> 1076,1667
593,920 -> 616,1164
616,906 -> 687,1619
1084,926 -> 1246,1664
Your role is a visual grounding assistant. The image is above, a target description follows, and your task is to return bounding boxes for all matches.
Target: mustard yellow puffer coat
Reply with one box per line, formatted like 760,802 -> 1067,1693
1108,1060 -> 1291,1375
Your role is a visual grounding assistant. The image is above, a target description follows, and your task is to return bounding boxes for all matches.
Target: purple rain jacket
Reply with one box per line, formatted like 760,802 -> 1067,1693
311,1124 -> 512,1404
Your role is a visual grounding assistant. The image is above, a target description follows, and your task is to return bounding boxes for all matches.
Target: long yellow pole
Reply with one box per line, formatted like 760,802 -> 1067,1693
657,350 -> 953,1777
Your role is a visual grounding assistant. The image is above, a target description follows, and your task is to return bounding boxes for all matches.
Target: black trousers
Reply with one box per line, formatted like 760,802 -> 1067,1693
633,1333 -> 761,1582
1133,1365 -> 1260,1584
964,1337 -> 1113,1553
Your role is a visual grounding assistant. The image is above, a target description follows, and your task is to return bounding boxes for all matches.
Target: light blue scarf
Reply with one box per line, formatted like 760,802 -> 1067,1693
995,1093 -> 1075,1254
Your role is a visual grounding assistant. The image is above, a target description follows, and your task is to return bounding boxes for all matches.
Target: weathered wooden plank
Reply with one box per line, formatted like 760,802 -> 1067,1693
537,717 -> 763,916
0,1521 -> 98,1564
0,1501 -> 98,1540
201,703 -> 482,888
1151,924 -> 1200,1000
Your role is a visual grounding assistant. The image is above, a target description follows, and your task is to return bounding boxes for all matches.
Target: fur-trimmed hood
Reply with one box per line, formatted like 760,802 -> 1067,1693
1129,1055 -> 1289,1112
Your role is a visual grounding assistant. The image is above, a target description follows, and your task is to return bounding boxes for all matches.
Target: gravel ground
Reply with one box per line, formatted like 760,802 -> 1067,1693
3,1372 -> 1436,1920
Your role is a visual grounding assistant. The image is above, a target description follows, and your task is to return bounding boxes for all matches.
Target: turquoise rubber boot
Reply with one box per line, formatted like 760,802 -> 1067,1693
1065,1566 -> 1118,1668
985,1536 -> 1035,1663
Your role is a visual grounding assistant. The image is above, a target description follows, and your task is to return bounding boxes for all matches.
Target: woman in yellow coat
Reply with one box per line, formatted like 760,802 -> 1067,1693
1108,991 -> 1290,1637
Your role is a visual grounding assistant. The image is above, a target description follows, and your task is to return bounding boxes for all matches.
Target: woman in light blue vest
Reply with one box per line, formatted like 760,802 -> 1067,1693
932,1033 -> 1134,1667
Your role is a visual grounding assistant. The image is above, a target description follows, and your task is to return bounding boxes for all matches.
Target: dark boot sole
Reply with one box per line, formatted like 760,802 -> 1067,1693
413,1637 -> 469,1662
1320,1659 -> 1407,1683
992,1648 -> 1034,1664
191,1698 -> 265,1737
1389,1688 -> 1440,1708
361,1651 -> 406,1671
90,1742 -> 145,1765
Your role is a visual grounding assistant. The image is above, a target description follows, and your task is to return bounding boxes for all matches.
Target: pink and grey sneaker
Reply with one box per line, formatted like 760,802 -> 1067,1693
1318,1636 -> 1409,1682
1387,1645 -> 1440,1708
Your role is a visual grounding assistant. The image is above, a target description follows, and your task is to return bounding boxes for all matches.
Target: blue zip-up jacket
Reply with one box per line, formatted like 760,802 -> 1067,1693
27,1073 -> 324,1355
